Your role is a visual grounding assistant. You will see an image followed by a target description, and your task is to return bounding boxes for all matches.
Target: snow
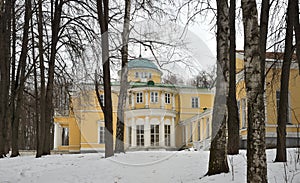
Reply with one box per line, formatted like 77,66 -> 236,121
0,149 -> 299,183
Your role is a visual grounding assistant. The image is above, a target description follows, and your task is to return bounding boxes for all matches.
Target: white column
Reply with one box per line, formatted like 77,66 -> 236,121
159,117 -> 165,146
161,92 -> 165,109
131,117 -> 136,147
54,122 -> 59,150
171,117 -> 175,147
125,124 -> 129,149
131,93 -> 135,109
145,91 -> 149,108
144,116 -> 150,147
172,94 -> 175,110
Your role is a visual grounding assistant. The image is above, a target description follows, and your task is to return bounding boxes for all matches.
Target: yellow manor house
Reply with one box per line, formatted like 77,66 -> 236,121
54,57 -> 214,152
54,53 -> 300,153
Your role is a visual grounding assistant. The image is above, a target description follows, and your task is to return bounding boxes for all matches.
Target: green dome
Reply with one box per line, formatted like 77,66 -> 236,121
128,58 -> 159,70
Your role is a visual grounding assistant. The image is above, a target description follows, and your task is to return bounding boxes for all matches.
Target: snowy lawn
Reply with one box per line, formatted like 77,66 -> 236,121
0,149 -> 299,183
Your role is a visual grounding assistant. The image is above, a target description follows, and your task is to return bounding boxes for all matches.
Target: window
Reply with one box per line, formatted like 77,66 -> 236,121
135,72 -> 139,78
142,72 -> 148,78
151,125 -> 159,146
150,92 -> 158,103
165,125 -> 171,146
192,97 -> 199,108
136,92 -> 143,103
62,128 -> 69,146
206,118 -> 210,138
99,94 -> 104,106
98,126 -> 105,144
136,125 -> 144,146
198,121 -> 201,141
241,98 -> 247,128
276,90 -> 292,124
165,93 -> 171,104
149,73 -> 152,79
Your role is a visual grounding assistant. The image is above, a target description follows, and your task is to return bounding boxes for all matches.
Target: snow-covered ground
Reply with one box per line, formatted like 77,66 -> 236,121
0,149 -> 299,183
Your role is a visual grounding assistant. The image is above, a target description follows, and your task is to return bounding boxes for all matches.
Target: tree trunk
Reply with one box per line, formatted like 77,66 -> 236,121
96,0 -> 114,158
207,0 -> 229,175
275,0 -> 295,162
43,0 -> 63,155
227,0 -> 239,155
115,0 -> 131,153
241,0 -> 267,182
0,0 -> 11,158
294,0 -> 300,74
11,0 -> 31,157
36,0 -> 46,158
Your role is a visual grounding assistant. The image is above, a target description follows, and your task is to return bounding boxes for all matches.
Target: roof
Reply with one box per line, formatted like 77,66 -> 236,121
128,57 -> 159,70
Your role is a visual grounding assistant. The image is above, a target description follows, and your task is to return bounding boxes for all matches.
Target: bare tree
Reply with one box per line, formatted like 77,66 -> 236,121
275,0 -> 295,162
206,0 -> 229,175
227,0 -> 239,155
96,0 -> 114,158
115,0 -> 131,153
0,0 -> 12,158
295,0 -> 300,74
11,0 -> 31,157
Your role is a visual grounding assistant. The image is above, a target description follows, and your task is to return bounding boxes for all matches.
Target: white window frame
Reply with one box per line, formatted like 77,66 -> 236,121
151,125 -> 159,146
62,127 -> 69,146
165,124 -> 171,146
135,72 -> 139,78
99,94 -> 104,106
150,92 -> 158,103
136,92 -> 143,103
191,97 -> 199,108
98,126 -> 105,144
165,93 -> 171,104
136,125 -> 144,146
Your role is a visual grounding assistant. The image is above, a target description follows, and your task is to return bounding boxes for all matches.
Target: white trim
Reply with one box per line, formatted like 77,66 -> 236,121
136,118 -> 145,125
125,108 -> 177,118
164,119 -> 171,125
150,118 -> 160,125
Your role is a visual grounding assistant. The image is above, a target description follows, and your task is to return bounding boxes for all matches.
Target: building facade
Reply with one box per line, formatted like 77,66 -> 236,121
182,52 -> 300,149
54,57 -> 214,152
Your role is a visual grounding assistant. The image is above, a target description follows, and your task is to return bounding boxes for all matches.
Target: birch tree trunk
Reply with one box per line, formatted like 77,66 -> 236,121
96,0 -> 114,158
115,0 -> 131,153
207,0 -> 229,175
275,0 -> 295,162
241,0 -> 267,182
